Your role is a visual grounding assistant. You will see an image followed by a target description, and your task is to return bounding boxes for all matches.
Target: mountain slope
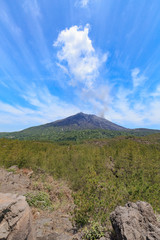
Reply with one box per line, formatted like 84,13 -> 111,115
43,112 -> 127,131
0,112 -> 160,141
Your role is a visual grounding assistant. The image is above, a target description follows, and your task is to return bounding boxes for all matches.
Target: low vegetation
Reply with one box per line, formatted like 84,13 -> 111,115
0,133 -> 160,230
82,221 -> 105,240
25,191 -> 53,210
0,128 -> 160,142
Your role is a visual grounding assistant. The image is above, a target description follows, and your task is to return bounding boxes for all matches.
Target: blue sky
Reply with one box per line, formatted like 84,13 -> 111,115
1,0 -> 160,131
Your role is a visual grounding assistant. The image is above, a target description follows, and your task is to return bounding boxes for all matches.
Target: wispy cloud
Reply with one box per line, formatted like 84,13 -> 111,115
23,0 -> 41,17
108,87 -> 144,126
23,0 -> 54,75
131,68 -> 146,88
22,85 -> 81,122
106,70 -> 160,128
22,85 -> 80,121
0,2 -> 41,83
150,85 -> 160,97
0,9 -> 21,35
0,85 -> 80,131
77,0 -> 90,7
82,0 -> 89,7
54,24 -> 108,88
81,85 -> 110,117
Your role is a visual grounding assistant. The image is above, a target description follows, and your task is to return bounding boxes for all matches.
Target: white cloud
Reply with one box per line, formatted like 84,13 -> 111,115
54,25 -> 108,88
0,9 -> 21,35
104,83 -> 160,128
80,0 -> 89,7
131,68 -> 146,87
107,88 -> 144,126
56,62 -> 69,75
103,69 -> 153,127
23,0 -> 54,75
150,85 -> 160,97
23,0 -> 41,17
81,84 -> 110,117
149,100 -> 160,124
21,86 -> 81,123
0,4 -> 41,79
75,0 -> 90,7
0,86 -> 80,131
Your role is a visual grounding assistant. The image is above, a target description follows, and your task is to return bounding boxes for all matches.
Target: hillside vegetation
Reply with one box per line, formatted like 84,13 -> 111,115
0,134 -> 160,229
0,128 -> 160,142
1,113 -> 160,142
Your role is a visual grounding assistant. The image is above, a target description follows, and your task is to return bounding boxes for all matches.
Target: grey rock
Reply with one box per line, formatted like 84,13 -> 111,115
110,201 -> 160,240
0,192 -> 35,240
37,233 -> 75,240
0,168 -> 31,195
37,233 -> 59,240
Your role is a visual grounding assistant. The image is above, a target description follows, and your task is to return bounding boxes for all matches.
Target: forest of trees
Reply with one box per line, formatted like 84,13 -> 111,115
0,134 -> 160,229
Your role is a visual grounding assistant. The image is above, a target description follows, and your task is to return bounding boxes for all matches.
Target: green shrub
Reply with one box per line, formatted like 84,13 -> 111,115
82,221 -> 104,240
25,191 -> 53,210
0,136 -> 160,228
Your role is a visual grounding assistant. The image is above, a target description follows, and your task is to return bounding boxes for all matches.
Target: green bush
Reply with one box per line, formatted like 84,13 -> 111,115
0,135 -> 160,228
25,191 -> 53,210
82,221 -> 104,240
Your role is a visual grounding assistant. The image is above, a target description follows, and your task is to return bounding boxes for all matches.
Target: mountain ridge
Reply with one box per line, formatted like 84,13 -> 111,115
0,112 -> 160,141
42,112 -> 127,131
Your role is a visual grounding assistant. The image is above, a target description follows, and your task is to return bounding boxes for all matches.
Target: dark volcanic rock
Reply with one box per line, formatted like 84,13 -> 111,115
110,201 -> 160,240
45,112 -> 126,131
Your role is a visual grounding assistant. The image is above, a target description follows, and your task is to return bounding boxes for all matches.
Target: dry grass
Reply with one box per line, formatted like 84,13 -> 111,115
31,170 -> 74,214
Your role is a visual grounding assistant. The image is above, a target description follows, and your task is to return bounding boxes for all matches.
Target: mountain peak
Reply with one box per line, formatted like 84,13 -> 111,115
45,112 -> 126,131
74,112 -> 87,117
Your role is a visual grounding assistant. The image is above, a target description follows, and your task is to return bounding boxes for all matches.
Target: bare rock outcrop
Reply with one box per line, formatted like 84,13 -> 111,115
110,201 -> 160,240
0,192 -> 35,240
0,168 -> 31,195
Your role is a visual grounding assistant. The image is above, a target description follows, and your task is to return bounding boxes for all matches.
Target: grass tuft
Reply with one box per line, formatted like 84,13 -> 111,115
25,191 -> 53,210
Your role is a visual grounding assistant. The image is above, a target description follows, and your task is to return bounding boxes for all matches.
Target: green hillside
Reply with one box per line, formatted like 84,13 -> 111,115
0,127 -> 160,142
1,113 -> 160,142
0,133 -> 160,228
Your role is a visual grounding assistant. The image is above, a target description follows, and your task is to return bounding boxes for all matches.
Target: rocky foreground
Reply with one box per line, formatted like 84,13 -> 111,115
110,201 -> 160,240
0,192 -> 35,240
0,167 -> 160,240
